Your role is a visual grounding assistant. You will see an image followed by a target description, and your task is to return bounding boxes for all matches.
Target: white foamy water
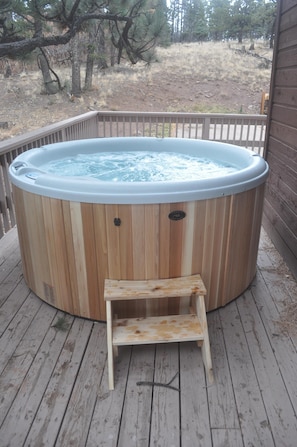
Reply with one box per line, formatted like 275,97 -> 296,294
41,151 -> 238,182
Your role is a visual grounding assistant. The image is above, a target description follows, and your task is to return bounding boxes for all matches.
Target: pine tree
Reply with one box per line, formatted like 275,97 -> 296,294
182,0 -> 208,42
207,0 -> 231,41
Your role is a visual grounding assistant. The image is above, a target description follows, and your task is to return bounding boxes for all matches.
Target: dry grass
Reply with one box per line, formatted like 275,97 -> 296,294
93,40 -> 272,97
0,40 -> 273,140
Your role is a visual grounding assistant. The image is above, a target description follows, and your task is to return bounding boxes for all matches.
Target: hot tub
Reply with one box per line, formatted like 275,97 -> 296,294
9,137 -> 269,320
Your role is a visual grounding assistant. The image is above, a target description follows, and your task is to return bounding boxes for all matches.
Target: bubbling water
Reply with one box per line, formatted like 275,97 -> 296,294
41,151 -> 238,182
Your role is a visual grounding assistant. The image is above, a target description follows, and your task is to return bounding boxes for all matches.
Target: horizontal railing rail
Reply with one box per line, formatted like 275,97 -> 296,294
96,111 -> 266,154
0,111 -> 266,239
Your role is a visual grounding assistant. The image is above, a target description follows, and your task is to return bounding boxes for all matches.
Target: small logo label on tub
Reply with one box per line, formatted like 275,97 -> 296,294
114,217 -> 121,226
168,210 -> 186,221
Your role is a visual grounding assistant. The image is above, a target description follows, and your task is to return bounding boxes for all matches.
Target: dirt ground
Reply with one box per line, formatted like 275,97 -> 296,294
0,42 -> 272,141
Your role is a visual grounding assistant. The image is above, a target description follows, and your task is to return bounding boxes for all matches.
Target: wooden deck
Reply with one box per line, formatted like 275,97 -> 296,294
1,227 -> 297,447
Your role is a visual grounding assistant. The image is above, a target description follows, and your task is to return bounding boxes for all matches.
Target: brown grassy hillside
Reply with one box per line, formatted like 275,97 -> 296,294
0,41 -> 272,141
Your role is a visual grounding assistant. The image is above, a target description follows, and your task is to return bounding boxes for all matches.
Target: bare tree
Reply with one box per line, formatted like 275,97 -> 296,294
0,0 -> 169,94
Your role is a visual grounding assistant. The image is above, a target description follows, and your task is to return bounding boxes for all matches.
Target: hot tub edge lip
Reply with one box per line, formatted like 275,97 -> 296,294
9,137 -> 269,204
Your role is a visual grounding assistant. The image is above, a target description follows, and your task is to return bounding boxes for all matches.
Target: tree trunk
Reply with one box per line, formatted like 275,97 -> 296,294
110,42 -> 116,67
38,51 -> 59,94
85,51 -> 94,91
97,24 -> 108,69
269,17 -> 276,49
71,33 -> 81,95
85,26 -> 96,91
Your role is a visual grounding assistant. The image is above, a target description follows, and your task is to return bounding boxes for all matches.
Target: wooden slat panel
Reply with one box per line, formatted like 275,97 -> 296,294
262,212 -> 297,280
222,189 -> 260,301
266,173 -> 297,222
80,203 -> 101,319
275,67 -> 297,87
105,204 -> 122,280
93,204 -> 109,320
263,197 -> 297,259
268,140 -> 297,182
271,104 -> 297,131
131,204 -> 146,279
11,187 -> 34,287
168,202 -> 184,278
247,184 -> 266,278
159,202 -> 171,279
266,150 -> 297,206
276,46 -> 297,68
201,197 -> 231,310
144,204 -> 160,279
273,86 -> 297,107
279,3 -> 297,31
47,197 -> 73,314
69,202 -> 91,318
282,0 -> 297,14
62,200 -> 81,317
269,121 -> 297,153
118,204 -> 134,279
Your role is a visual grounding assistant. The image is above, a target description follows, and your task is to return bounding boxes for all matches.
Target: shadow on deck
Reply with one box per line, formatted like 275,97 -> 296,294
0,227 -> 297,447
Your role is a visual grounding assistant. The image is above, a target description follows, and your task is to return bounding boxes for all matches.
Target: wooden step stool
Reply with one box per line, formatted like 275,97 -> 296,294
104,274 -> 214,390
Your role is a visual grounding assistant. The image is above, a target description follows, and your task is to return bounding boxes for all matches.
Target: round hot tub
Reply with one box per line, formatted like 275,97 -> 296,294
9,137 -> 269,320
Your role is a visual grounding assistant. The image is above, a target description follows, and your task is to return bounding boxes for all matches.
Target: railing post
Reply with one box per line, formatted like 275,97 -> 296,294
202,117 -> 211,140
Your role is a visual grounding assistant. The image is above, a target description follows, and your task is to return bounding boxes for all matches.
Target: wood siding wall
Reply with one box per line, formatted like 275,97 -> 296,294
263,0 -> 297,279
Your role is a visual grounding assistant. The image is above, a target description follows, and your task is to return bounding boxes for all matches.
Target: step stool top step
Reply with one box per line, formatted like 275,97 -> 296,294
104,274 -> 207,301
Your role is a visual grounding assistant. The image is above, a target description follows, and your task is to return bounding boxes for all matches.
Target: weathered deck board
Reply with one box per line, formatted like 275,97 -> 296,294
0,227 -> 297,446
0,309 -> 72,447
219,300 -> 275,446
55,323 -> 107,447
0,301 -> 57,427
179,341 -> 212,447
207,311 -> 240,431
211,428 -> 244,447
237,291 -> 297,446
117,344 -> 155,446
87,345 -> 132,446
24,317 -> 94,447
150,343 -> 180,447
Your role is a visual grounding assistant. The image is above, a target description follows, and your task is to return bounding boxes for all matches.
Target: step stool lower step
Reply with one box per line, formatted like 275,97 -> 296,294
113,313 -> 204,346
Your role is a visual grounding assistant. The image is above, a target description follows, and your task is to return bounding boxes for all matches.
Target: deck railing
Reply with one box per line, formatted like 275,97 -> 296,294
0,111 -> 266,239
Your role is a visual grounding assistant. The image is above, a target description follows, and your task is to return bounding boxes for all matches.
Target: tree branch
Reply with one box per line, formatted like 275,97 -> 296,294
0,13 -> 131,57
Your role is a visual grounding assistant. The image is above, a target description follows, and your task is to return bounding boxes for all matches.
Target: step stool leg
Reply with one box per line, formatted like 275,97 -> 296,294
196,295 -> 214,384
106,300 -> 115,390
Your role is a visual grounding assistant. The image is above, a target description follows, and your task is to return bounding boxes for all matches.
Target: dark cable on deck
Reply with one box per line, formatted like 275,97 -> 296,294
136,371 -> 180,392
